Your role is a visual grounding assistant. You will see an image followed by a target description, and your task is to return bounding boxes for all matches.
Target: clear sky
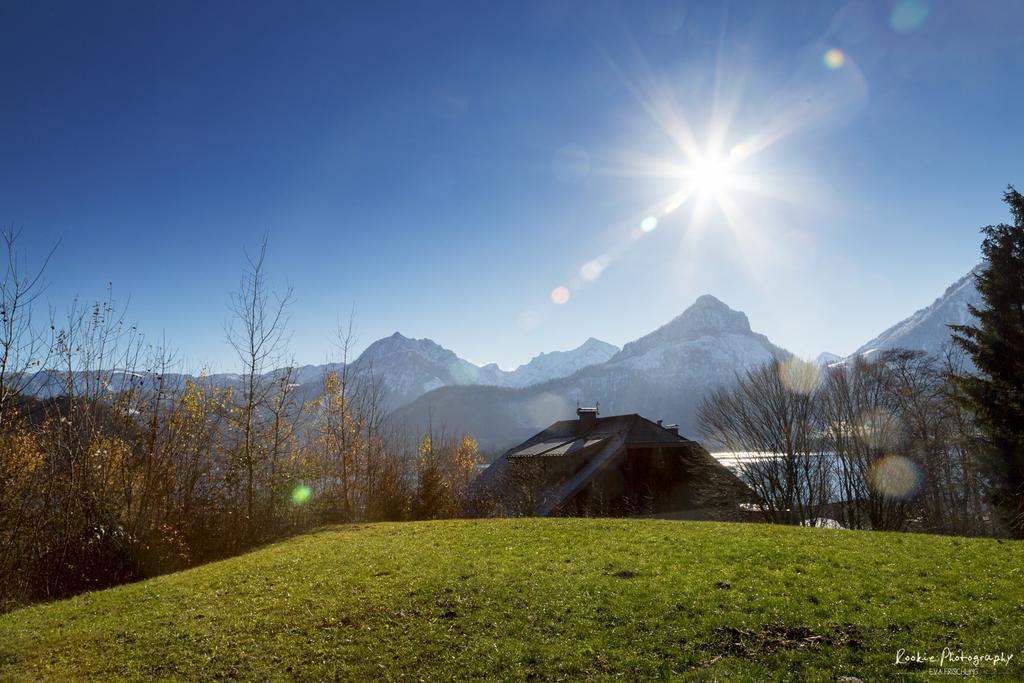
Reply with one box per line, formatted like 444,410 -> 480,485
2,1 -> 1022,372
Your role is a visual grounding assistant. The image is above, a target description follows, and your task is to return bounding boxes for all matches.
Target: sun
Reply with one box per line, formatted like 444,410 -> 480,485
689,154 -> 736,198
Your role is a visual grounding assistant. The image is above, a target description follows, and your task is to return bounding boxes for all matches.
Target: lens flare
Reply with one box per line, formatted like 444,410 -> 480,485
868,455 -> 922,500
890,0 -> 931,33
291,484 -> 311,506
729,142 -> 750,160
550,286 -> 570,305
663,195 -> 686,214
580,257 -> 608,282
823,48 -> 846,69
778,357 -> 821,395
556,41 -> 861,297
525,392 -> 572,429
860,408 -> 899,450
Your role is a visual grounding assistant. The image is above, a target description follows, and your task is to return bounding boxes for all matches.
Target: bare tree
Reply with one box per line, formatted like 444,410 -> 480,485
938,345 -> 993,535
263,363 -> 301,530
818,357 -> 912,530
225,236 -> 294,539
699,359 -> 833,525
0,229 -> 55,603
332,310 -> 360,520
817,350 -> 994,535
0,229 -> 55,427
882,348 -> 993,535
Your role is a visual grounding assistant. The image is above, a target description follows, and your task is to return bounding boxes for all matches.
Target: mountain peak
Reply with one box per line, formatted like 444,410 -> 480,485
673,294 -> 752,336
358,332 -> 450,364
613,295 -> 756,361
493,337 -> 620,387
691,293 -> 728,308
573,337 -> 618,355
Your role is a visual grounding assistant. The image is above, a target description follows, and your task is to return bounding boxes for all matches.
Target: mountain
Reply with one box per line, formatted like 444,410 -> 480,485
478,337 -> 619,388
854,265 -> 982,359
814,352 -> 842,367
23,267 -> 990,452
19,333 -> 477,406
342,332 -> 484,407
21,331 -> 619,411
390,295 -> 790,452
340,333 -> 619,408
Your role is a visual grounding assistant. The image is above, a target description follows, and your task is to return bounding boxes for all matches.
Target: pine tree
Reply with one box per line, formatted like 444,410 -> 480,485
952,186 -> 1024,537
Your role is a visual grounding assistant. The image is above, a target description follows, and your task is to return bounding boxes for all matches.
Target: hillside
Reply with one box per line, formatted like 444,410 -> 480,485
854,265 -> 983,359
1,519 -> 1019,681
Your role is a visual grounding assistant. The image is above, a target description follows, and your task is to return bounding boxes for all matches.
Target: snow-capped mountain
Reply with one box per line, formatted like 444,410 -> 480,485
814,352 -> 842,367
477,337 -> 619,388
23,330 -> 620,410
340,332 -> 619,408
391,295 -> 790,452
344,332 -> 482,407
26,266 -> 993,452
614,294 -> 754,360
854,265 -> 983,359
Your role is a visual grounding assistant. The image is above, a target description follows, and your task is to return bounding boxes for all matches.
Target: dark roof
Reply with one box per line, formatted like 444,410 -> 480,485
504,413 -> 693,458
469,411 -> 757,518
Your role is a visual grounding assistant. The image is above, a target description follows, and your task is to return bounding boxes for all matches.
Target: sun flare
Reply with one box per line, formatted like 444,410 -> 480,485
549,42 -> 861,305
688,154 -> 736,199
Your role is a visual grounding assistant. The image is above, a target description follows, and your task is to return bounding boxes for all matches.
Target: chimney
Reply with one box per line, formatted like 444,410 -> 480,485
576,403 -> 599,428
664,423 -> 679,436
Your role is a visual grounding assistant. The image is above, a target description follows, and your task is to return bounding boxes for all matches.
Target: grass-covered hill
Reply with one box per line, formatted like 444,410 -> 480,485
1,519 -> 1021,681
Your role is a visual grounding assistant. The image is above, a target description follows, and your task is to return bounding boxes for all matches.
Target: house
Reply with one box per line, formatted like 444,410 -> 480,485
470,406 -> 757,518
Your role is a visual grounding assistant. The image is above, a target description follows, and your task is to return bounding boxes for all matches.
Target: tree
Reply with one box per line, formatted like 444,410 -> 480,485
306,369 -> 363,521
0,229 -> 55,429
817,356 -> 907,531
0,229 -> 53,604
413,432 -> 480,519
952,186 -> 1024,537
225,237 -> 294,540
698,358 -> 832,525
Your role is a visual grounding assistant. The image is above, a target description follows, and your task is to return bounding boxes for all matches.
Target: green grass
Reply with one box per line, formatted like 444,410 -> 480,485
1,519 -> 1022,681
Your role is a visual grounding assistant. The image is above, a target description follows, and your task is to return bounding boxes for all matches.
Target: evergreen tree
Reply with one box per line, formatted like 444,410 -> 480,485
952,186 -> 1024,537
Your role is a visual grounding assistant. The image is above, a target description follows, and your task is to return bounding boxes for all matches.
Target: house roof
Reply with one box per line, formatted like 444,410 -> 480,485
504,413 -> 693,459
469,411 -> 756,518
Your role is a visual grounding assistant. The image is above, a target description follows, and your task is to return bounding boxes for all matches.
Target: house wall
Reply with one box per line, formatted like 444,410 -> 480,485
504,454 -> 582,515
558,445 -> 744,516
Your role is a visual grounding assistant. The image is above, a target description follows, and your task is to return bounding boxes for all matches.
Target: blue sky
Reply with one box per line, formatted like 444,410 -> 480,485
2,1 -> 1022,371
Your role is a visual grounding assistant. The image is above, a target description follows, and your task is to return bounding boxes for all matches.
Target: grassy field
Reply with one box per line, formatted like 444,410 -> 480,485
0,519 -> 1021,681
